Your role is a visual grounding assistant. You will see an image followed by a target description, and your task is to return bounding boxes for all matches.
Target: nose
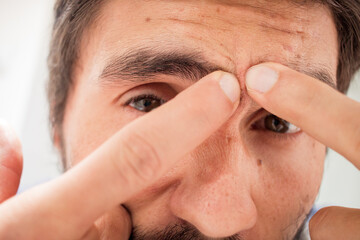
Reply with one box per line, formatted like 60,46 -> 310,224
169,131 -> 257,238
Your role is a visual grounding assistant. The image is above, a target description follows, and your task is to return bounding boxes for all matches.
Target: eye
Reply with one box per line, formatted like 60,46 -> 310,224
252,114 -> 301,134
263,114 -> 300,133
126,94 -> 166,112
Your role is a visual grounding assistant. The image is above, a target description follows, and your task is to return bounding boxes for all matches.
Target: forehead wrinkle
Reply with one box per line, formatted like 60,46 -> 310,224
154,2 -> 311,42
161,17 -> 234,34
259,22 -> 306,36
202,0 -> 311,23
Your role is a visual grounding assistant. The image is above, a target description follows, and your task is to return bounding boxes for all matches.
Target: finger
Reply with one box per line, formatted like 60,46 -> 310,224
0,121 -> 23,203
94,206 -> 131,240
0,71 -> 240,239
80,225 -> 100,240
81,206 -> 131,240
309,206 -> 360,240
245,63 -> 360,169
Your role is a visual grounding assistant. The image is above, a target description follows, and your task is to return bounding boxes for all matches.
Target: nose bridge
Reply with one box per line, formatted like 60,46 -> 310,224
169,128 -> 258,238
191,124 -> 250,180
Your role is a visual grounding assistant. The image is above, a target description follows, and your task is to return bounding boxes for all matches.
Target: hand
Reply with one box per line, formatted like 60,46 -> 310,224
0,71 -> 240,240
245,63 -> 360,240
0,121 -> 23,203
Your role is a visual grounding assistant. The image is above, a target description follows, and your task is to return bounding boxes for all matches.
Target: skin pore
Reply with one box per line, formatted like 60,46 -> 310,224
61,0 -> 338,239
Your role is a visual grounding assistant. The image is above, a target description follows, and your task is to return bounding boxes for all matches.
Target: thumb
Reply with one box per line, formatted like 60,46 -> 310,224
0,121 -> 23,203
309,206 -> 360,240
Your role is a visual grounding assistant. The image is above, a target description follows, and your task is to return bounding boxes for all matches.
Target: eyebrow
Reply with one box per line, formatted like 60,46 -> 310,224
99,47 -> 336,89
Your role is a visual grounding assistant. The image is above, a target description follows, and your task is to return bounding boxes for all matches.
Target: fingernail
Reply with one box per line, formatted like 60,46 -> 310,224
219,73 -> 240,103
246,65 -> 278,93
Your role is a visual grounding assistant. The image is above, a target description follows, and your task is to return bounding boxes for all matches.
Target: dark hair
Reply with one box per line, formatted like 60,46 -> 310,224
48,0 -> 360,145
48,0 -> 103,156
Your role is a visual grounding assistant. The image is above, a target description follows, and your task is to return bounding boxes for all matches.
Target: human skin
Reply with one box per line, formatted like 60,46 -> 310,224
0,1 -> 360,240
60,0 -> 336,239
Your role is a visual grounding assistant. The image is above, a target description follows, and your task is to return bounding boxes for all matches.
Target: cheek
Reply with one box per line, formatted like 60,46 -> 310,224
246,133 -> 325,232
63,87 -> 136,165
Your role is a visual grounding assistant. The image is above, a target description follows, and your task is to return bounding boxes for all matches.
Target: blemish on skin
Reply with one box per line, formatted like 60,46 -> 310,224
257,159 -> 263,167
216,7 -> 221,13
226,136 -> 232,144
145,17 -> 151,22
282,44 -> 293,52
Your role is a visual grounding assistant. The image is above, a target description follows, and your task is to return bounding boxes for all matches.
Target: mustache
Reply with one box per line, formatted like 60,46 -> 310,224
129,222 -> 245,240
128,216 -> 309,240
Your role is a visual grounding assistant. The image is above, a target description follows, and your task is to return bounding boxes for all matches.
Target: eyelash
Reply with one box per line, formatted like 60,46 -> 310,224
251,115 -> 302,141
125,94 -> 301,141
124,93 -> 166,107
256,127 -> 301,141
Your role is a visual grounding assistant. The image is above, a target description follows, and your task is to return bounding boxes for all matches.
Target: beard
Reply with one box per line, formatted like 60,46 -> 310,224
129,212 -> 310,240
129,222 -> 246,240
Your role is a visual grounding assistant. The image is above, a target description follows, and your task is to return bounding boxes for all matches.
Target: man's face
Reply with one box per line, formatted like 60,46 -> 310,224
61,0 -> 337,239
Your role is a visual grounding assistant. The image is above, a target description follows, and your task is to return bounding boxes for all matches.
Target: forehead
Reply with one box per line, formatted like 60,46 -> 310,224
82,0 -> 338,82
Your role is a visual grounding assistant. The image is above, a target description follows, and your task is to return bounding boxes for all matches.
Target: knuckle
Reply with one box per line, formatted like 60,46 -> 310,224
189,106 -> 213,128
183,95 -> 219,129
118,131 -> 162,183
0,132 -> 23,177
0,143 -> 23,164
0,124 -> 22,161
309,207 -> 331,239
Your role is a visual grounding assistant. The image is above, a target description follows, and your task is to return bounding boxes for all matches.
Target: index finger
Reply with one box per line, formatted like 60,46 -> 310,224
0,71 -> 240,239
245,63 -> 360,169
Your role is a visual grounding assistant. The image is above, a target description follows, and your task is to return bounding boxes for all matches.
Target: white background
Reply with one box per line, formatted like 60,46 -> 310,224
0,1 -> 359,208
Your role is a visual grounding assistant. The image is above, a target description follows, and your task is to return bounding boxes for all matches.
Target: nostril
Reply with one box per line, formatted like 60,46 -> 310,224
168,218 -> 247,239
170,177 -> 258,238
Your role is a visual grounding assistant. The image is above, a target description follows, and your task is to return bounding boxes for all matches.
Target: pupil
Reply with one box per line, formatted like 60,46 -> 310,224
273,118 -> 280,127
265,115 -> 289,133
144,99 -> 152,107
131,97 -> 164,113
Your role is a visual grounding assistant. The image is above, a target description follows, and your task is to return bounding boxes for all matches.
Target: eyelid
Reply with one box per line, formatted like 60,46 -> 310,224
118,82 -> 177,107
251,113 -> 301,134
124,93 -> 166,106
246,109 -> 270,128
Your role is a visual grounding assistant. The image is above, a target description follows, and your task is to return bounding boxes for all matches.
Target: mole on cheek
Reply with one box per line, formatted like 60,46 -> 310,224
145,17 -> 151,22
257,159 -> 263,167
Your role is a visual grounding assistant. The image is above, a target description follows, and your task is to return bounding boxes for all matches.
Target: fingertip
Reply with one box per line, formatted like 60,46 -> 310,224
94,206 -> 132,240
309,206 -> 360,240
245,63 -> 280,94
217,71 -> 241,104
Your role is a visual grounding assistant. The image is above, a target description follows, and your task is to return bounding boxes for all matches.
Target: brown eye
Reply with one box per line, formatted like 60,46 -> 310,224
128,94 -> 165,112
264,115 -> 300,133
